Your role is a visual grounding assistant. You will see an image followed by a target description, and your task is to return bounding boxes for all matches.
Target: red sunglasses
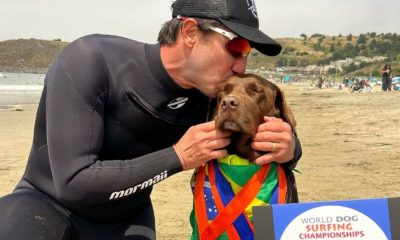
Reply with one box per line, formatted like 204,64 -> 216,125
204,25 -> 252,58
177,16 -> 252,58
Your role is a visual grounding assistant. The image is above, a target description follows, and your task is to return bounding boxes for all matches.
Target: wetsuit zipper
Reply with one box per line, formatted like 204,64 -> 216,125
128,91 -> 213,126
127,93 -> 175,125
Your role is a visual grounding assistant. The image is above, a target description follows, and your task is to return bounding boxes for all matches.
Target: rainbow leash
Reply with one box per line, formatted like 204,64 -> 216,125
190,155 -> 287,240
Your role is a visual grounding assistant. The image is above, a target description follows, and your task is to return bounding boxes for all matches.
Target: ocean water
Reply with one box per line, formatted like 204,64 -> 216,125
0,72 -> 45,108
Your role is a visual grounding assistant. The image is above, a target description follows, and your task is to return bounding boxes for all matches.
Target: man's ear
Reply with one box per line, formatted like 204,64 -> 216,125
180,18 -> 199,48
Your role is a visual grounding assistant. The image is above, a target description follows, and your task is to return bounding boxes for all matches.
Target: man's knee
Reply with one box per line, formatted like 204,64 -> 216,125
0,190 -> 73,240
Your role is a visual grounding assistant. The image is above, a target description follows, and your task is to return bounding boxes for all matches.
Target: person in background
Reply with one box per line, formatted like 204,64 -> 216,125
381,64 -> 392,91
0,0 -> 302,239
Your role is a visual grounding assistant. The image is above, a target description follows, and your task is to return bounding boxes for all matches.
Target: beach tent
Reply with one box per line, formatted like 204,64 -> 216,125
392,77 -> 400,91
367,77 -> 379,86
283,75 -> 291,83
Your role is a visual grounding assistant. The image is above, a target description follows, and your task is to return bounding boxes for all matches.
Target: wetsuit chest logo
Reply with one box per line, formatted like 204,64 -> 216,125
167,97 -> 188,109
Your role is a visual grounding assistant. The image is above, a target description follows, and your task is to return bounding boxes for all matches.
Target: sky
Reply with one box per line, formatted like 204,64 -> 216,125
1,0 -> 399,43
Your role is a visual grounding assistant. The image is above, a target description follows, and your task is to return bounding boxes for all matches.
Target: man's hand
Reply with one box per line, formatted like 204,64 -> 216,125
251,116 -> 295,165
174,121 -> 231,170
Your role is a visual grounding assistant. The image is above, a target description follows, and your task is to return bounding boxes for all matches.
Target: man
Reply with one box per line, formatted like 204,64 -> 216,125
0,0 -> 302,239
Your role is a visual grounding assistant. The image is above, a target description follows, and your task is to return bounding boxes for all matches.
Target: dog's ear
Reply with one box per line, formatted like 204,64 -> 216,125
212,84 -> 225,121
273,87 -> 297,134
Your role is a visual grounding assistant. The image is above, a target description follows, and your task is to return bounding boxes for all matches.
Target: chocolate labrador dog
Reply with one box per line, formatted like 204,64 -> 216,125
189,74 -> 298,238
214,73 -> 298,202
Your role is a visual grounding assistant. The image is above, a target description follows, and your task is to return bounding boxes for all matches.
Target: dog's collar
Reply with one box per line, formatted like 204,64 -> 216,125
218,154 -> 253,166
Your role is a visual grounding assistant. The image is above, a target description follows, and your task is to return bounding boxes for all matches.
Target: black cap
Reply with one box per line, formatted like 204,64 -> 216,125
171,0 -> 282,56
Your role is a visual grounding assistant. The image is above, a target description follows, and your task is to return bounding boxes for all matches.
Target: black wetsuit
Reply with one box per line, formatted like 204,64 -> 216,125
0,34 -> 302,240
382,69 -> 392,91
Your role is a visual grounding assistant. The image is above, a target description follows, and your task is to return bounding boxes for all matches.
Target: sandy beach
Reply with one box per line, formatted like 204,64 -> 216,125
1,82 -> 399,239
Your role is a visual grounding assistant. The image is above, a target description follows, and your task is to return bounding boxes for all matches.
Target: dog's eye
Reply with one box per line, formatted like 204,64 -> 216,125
251,87 -> 262,94
223,84 -> 233,93
247,83 -> 262,94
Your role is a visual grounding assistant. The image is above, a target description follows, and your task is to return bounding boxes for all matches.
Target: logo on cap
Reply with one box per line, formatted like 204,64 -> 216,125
246,0 -> 258,18
167,97 -> 189,109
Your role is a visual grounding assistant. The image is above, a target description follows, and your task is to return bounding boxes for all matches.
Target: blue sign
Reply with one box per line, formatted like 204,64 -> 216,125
253,198 -> 399,240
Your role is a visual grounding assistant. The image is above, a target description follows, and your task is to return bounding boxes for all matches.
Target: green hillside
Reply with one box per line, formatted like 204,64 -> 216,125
0,33 -> 399,77
249,33 -> 400,77
0,38 -> 68,73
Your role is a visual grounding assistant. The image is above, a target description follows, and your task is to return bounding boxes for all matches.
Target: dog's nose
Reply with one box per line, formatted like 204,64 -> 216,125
221,96 -> 240,110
